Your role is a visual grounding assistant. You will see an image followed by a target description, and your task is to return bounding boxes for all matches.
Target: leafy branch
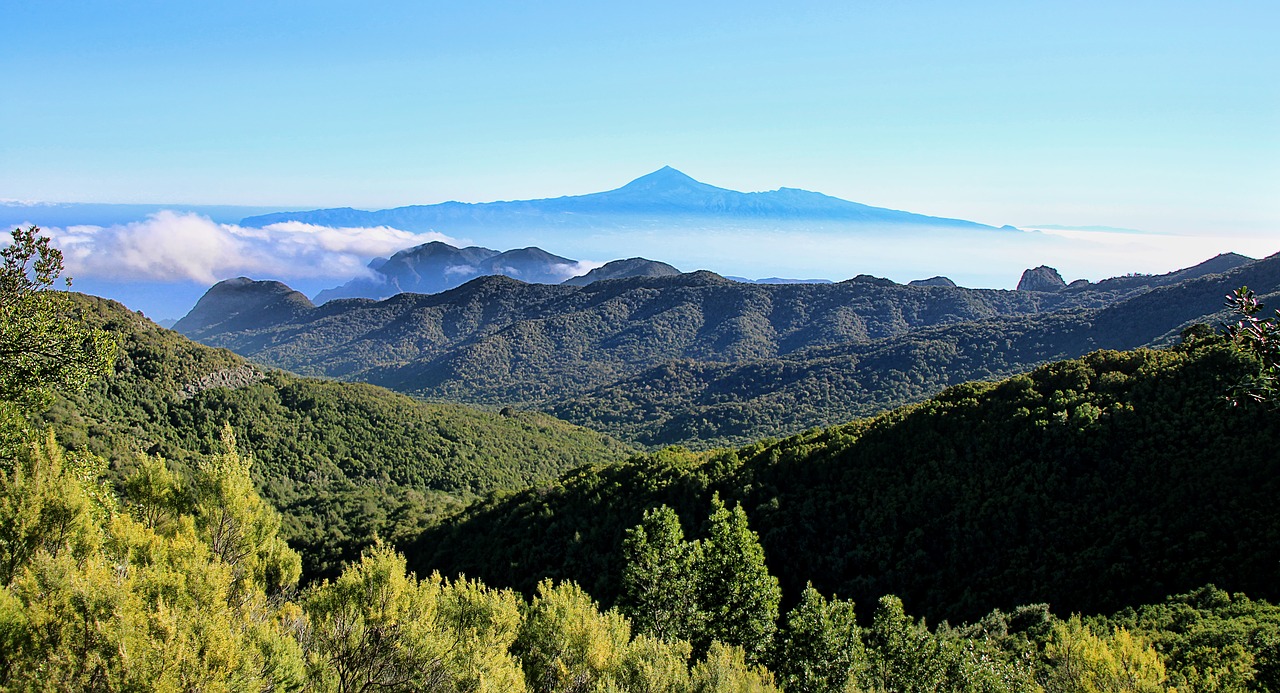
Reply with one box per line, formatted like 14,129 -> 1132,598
1223,286 -> 1280,404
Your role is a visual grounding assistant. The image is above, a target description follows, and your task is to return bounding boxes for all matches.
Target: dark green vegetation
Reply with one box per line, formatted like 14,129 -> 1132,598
175,251 -> 1268,448
8,224 -> 1280,690
411,342 -> 1280,628
37,292 -> 631,579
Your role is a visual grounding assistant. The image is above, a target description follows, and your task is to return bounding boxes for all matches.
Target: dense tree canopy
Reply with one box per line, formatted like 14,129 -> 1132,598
6,225 -> 1280,690
0,226 -> 115,409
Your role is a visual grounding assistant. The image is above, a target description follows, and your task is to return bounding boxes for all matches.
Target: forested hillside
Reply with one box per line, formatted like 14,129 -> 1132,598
554,253 -> 1280,446
410,341 -> 1280,626
173,255 -> 1274,448
8,225 -> 1280,691
38,293 -> 632,578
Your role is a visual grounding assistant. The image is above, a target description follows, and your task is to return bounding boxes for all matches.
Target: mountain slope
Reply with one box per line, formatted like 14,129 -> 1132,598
240,167 -> 1007,231
42,293 -> 633,578
408,342 -> 1280,625
176,269 -> 1135,402
175,253 -> 1276,447
551,252 -> 1280,446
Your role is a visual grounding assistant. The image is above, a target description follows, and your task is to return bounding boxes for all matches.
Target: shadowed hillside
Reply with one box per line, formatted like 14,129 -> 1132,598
408,342 -> 1280,625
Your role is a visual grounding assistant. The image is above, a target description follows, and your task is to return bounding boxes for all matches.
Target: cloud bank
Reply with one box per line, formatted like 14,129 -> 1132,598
45,211 -> 458,284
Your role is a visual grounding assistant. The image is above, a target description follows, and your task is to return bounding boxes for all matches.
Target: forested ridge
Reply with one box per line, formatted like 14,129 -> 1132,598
36,292 -> 632,579
176,252 -> 1279,448
553,256 -> 1280,448
6,225 -> 1280,691
412,342 -> 1280,624
176,268 -> 1147,393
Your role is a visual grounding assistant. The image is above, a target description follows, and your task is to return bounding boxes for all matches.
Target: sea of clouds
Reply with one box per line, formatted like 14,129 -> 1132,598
43,211 -> 461,285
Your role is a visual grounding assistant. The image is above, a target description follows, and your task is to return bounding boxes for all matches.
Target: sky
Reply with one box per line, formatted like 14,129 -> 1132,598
3,1 -> 1278,317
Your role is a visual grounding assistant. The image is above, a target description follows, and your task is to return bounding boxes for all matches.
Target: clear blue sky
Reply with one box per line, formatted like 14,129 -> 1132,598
4,1 -> 1278,235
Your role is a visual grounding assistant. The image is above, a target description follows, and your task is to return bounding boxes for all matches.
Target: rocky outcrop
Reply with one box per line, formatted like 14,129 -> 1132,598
179,365 -> 266,399
1017,266 -> 1067,292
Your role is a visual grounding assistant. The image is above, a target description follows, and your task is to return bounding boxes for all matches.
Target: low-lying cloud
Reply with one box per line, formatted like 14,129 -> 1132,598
45,211 -> 458,284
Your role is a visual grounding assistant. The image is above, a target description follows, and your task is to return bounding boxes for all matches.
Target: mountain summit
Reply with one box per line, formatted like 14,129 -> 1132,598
240,168 -> 1010,232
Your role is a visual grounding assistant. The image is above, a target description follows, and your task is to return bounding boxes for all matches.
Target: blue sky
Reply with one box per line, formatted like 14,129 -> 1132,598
3,1 -> 1278,316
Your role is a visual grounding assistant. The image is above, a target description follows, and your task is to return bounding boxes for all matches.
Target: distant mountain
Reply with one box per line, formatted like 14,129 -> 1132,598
316,241 -> 502,302
314,242 -> 580,303
1062,252 -> 1254,294
482,246 -> 578,283
172,276 -> 314,336
240,166 -> 1011,232
561,258 -> 681,286
551,252 -> 1280,447
312,242 -> 682,303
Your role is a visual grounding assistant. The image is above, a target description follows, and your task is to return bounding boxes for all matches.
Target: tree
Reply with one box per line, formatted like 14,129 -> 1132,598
619,504 -> 704,644
772,584 -> 864,693
0,430 -> 109,586
864,595 -> 949,692
689,641 -> 780,693
0,226 -> 116,408
303,545 -> 457,692
190,424 -> 301,600
1043,617 -> 1167,693
1223,286 -> 1280,404
514,579 -> 631,693
696,494 -> 780,664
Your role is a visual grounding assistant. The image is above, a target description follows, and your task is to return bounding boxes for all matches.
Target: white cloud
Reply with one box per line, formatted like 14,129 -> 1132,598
43,211 -> 458,284
443,264 -> 481,278
556,260 -> 606,280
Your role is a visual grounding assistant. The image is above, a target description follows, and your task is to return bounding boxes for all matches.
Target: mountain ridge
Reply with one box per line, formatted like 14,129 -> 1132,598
170,253 -> 1277,448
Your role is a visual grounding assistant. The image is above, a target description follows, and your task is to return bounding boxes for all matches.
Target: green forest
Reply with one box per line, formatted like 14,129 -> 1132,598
5,225 -> 1280,691
173,252 -> 1280,450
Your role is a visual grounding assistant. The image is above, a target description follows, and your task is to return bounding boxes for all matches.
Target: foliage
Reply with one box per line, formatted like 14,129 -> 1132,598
36,292 -> 633,581
619,498 -> 780,663
302,544 -> 525,692
771,583 -> 863,693
514,579 -> 632,692
190,424 -> 301,598
688,642 -> 780,693
1103,585 -> 1280,691
1223,285 -> 1280,404
696,495 -> 780,663
0,226 -> 116,408
0,433 -> 307,691
1043,617 -> 1168,692
414,344 -> 1280,624
620,504 -> 704,645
